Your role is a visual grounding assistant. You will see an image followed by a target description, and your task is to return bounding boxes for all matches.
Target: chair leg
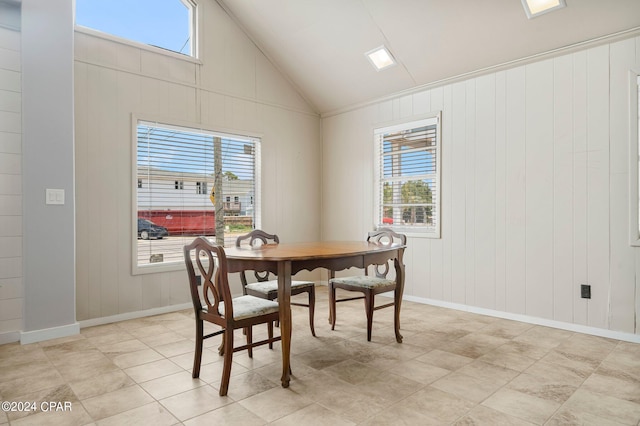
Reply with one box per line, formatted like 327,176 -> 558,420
308,287 -> 316,337
192,319 -> 204,378
218,333 -> 225,356
364,291 -> 375,342
268,321 -> 274,349
329,282 -> 336,330
246,326 -> 253,358
219,329 -> 234,396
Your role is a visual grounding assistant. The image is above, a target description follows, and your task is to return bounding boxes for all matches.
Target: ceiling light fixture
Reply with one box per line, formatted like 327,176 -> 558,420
521,0 -> 566,19
366,46 -> 396,71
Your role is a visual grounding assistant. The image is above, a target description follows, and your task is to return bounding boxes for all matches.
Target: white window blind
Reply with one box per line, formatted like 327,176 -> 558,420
134,120 -> 260,272
374,115 -> 441,237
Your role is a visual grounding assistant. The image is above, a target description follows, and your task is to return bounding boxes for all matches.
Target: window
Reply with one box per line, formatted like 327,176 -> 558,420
374,113 -> 441,237
134,120 -> 260,273
196,181 -> 207,194
75,0 -> 196,57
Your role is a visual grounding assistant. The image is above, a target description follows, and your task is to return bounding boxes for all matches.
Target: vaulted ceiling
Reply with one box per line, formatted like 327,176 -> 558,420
217,0 -> 640,115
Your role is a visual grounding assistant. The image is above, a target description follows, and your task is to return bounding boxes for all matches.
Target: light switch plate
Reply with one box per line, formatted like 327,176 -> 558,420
46,188 -> 65,205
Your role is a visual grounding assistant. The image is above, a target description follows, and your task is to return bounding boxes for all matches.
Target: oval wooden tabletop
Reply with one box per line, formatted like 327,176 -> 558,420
224,241 -> 404,261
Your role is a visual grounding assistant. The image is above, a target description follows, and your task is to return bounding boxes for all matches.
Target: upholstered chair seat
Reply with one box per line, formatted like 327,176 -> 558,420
329,228 -> 407,341
236,230 -> 316,336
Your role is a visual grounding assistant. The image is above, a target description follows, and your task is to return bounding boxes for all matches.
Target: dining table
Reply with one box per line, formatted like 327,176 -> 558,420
223,240 -> 406,388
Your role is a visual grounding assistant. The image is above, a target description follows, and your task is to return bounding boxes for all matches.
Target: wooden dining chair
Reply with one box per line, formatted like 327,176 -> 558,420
236,229 -> 316,337
328,228 -> 407,341
184,237 -> 281,396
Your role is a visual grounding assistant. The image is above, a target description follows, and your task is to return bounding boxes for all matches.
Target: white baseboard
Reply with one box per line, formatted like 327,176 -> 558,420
401,294 -> 640,344
79,303 -> 192,329
1,304 -> 192,345
7,294 -> 637,345
0,330 -> 20,345
20,322 -> 80,345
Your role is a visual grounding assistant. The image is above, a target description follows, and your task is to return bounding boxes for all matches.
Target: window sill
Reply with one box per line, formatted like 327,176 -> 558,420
132,261 -> 184,276
74,26 -> 202,65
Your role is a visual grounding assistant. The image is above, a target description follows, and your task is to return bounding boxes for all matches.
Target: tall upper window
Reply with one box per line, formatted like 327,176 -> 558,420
76,0 -> 196,57
134,121 -> 260,273
374,114 -> 441,237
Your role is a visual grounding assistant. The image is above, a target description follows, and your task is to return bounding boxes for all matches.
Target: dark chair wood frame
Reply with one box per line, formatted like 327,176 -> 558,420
236,229 -> 316,337
184,236 -> 281,396
328,228 -> 407,341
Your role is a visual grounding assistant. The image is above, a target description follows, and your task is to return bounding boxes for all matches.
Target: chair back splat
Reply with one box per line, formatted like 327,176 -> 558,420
235,229 -> 317,337
328,228 -> 406,341
184,236 -> 281,396
184,237 -> 230,325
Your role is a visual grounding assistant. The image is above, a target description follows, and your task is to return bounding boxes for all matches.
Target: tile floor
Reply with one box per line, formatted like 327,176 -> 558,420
1,286 -> 639,425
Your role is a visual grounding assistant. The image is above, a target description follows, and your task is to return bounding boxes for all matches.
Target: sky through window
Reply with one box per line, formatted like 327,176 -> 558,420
75,0 -> 192,55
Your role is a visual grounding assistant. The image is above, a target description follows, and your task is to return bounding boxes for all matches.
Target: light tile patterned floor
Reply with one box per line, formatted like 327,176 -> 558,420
1,286 -> 639,425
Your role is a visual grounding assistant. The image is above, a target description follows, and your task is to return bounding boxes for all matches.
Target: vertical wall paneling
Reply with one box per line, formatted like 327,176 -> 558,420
442,85 -> 453,302
86,65 -> 102,319
450,82 -> 467,304
411,237 -> 430,299
504,67 -> 527,314
0,22 -> 22,338
465,80 -> 477,306
74,0 -> 320,322
495,71 -> 507,311
474,74 -> 497,310
636,254 -> 640,333
608,38 -> 637,332
572,50 -> 589,325
636,36 -> 640,334
586,45 -> 610,328
117,73 -> 143,314
413,90 -> 430,116
430,87 -> 444,300
98,67 -> 120,318
524,60 -> 555,320
74,62 -> 89,321
321,33 -> 640,338
377,99 -> 393,124
360,106 -> 376,239
399,94 -> 413,119
552,54 -> 574,323
392,98 -> 401,120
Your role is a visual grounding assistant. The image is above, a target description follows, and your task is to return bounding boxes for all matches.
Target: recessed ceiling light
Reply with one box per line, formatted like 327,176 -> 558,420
365,46 -> 396,71
521,0 -> 566,19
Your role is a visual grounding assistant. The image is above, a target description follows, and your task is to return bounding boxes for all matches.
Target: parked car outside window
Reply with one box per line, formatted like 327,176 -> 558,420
137,218 -> 169,240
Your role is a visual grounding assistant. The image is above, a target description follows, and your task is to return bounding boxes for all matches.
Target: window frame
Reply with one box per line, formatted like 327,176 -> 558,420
629,70 -> 640,246
74,0 -> 200,61
131,115 -> 262,275
373,112 -> 442,238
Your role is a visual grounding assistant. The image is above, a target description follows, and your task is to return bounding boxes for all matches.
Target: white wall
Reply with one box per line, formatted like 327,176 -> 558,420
73,0 -> 321,321
322,35 -> 640,337
0,2 -> 22,344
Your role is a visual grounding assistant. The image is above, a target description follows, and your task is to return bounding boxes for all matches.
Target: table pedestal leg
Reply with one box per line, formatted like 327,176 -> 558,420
394,249 -> 405,343
277,261 -> 292,387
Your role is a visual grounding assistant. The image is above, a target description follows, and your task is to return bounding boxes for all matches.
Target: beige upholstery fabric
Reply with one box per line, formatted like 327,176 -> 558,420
219,295 -> 279,320
330,275 -> 395,289
245,280 -> 314,295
